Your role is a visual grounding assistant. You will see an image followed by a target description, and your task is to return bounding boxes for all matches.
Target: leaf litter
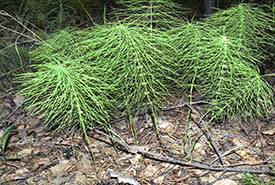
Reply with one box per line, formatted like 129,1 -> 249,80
0,93 -> 274,185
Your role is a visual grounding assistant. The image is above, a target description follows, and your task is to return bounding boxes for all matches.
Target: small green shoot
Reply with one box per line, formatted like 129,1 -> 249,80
0,124 -> 15,153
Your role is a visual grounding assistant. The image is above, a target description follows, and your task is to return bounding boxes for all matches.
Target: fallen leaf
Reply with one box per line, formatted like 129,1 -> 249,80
153,176 -> 165,184
27,117 -> 40,127
201,174 -> 215,183
141,164 -> 158,178
158,119 -> 175,133
78,154 -> 91,169
15,168 -> 29,175
232,138 -> 249,147
190,113 -> 200,123
18,148 -> 33,157
50,177 -> 65,185
74,171 -> 87,184
49,160 -> 70,176
193,143 -> 207,160
213,179 -> 237,185
235,149 -> 258,163
129,154 -> 142,169
33,159 -> 51,171
13,95 -> 24,107
176,174 -> 192,182
106,169 -> 140,185
262,128 -> 275,135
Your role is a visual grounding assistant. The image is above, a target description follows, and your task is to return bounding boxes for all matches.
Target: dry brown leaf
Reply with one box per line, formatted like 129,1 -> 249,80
128,145 -> 150,154
235,149 -> 250,159
160,162 -> 171,169
176,174 -> 192,182
13,95 -> 24,107
17,120 -> 26,129
49,160 -> 70,175
158,119 -> 175,133
262,128 -> 275,135
130,154 -> 142,168
201,174 -> 216,183
232,138 -> 249,147
33,158 -> 51,171
15,168 -> 29,175
18,148 -> 33,157
141,164 -> 159,178
213,179 -> 237,185
190,113 -> 200,123
0,173 -> 26,183
74,171 -> 87,184
153,176 -> 165,184
193,143 -> 207,160
235,149 -> 258,163
78,154 -> 91,168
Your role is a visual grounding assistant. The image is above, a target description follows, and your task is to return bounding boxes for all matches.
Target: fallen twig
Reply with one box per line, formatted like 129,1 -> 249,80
180,101 -> 225,166
93,129 -> 275,176
162,100 -> 209,111
212,146 -> 241,164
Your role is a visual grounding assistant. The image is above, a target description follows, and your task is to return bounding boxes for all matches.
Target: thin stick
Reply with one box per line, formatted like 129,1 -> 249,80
93,129 -> 275,176
182,102 -> 225,166
212,146 -> 241,164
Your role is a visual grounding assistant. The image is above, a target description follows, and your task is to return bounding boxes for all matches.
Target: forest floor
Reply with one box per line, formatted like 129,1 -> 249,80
0,92 -> 274,185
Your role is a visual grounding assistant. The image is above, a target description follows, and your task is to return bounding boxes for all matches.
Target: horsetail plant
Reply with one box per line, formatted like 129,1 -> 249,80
168,4 -> 274,157
111,0 -> 186,30
204,3 -> 275,61
17,30 -> 116,171
201,3 -> 275,121
167,20 -> 207,153
106,0 -> 187,143
197,33 -> 274,121
77,22 -> 178,144
169,3 -> 275,122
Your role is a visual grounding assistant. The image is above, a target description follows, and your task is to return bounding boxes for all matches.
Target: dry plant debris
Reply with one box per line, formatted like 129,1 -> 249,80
0,93 -> 274,185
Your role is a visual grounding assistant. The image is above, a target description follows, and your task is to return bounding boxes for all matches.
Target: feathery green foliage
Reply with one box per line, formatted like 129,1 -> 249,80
17,57 -> 114,171
204,3 -> 275,61
218,0 -> 275,8
14,26 -> 120,169
14,0 -> 111,31
199,34 -> 274,120
47,0 -> 76,30
23,0 -> 49,28
18,28 -> 115,131
77,22 -> 177,116
18,62 -> 113,132
30,28 -> 83,63
201,4 -> 275,120
167,20 -> 206,151
169,3 -> 275,121
74,22 -> 178,142
167,20 -> 206,87
111,0 -> 186,30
